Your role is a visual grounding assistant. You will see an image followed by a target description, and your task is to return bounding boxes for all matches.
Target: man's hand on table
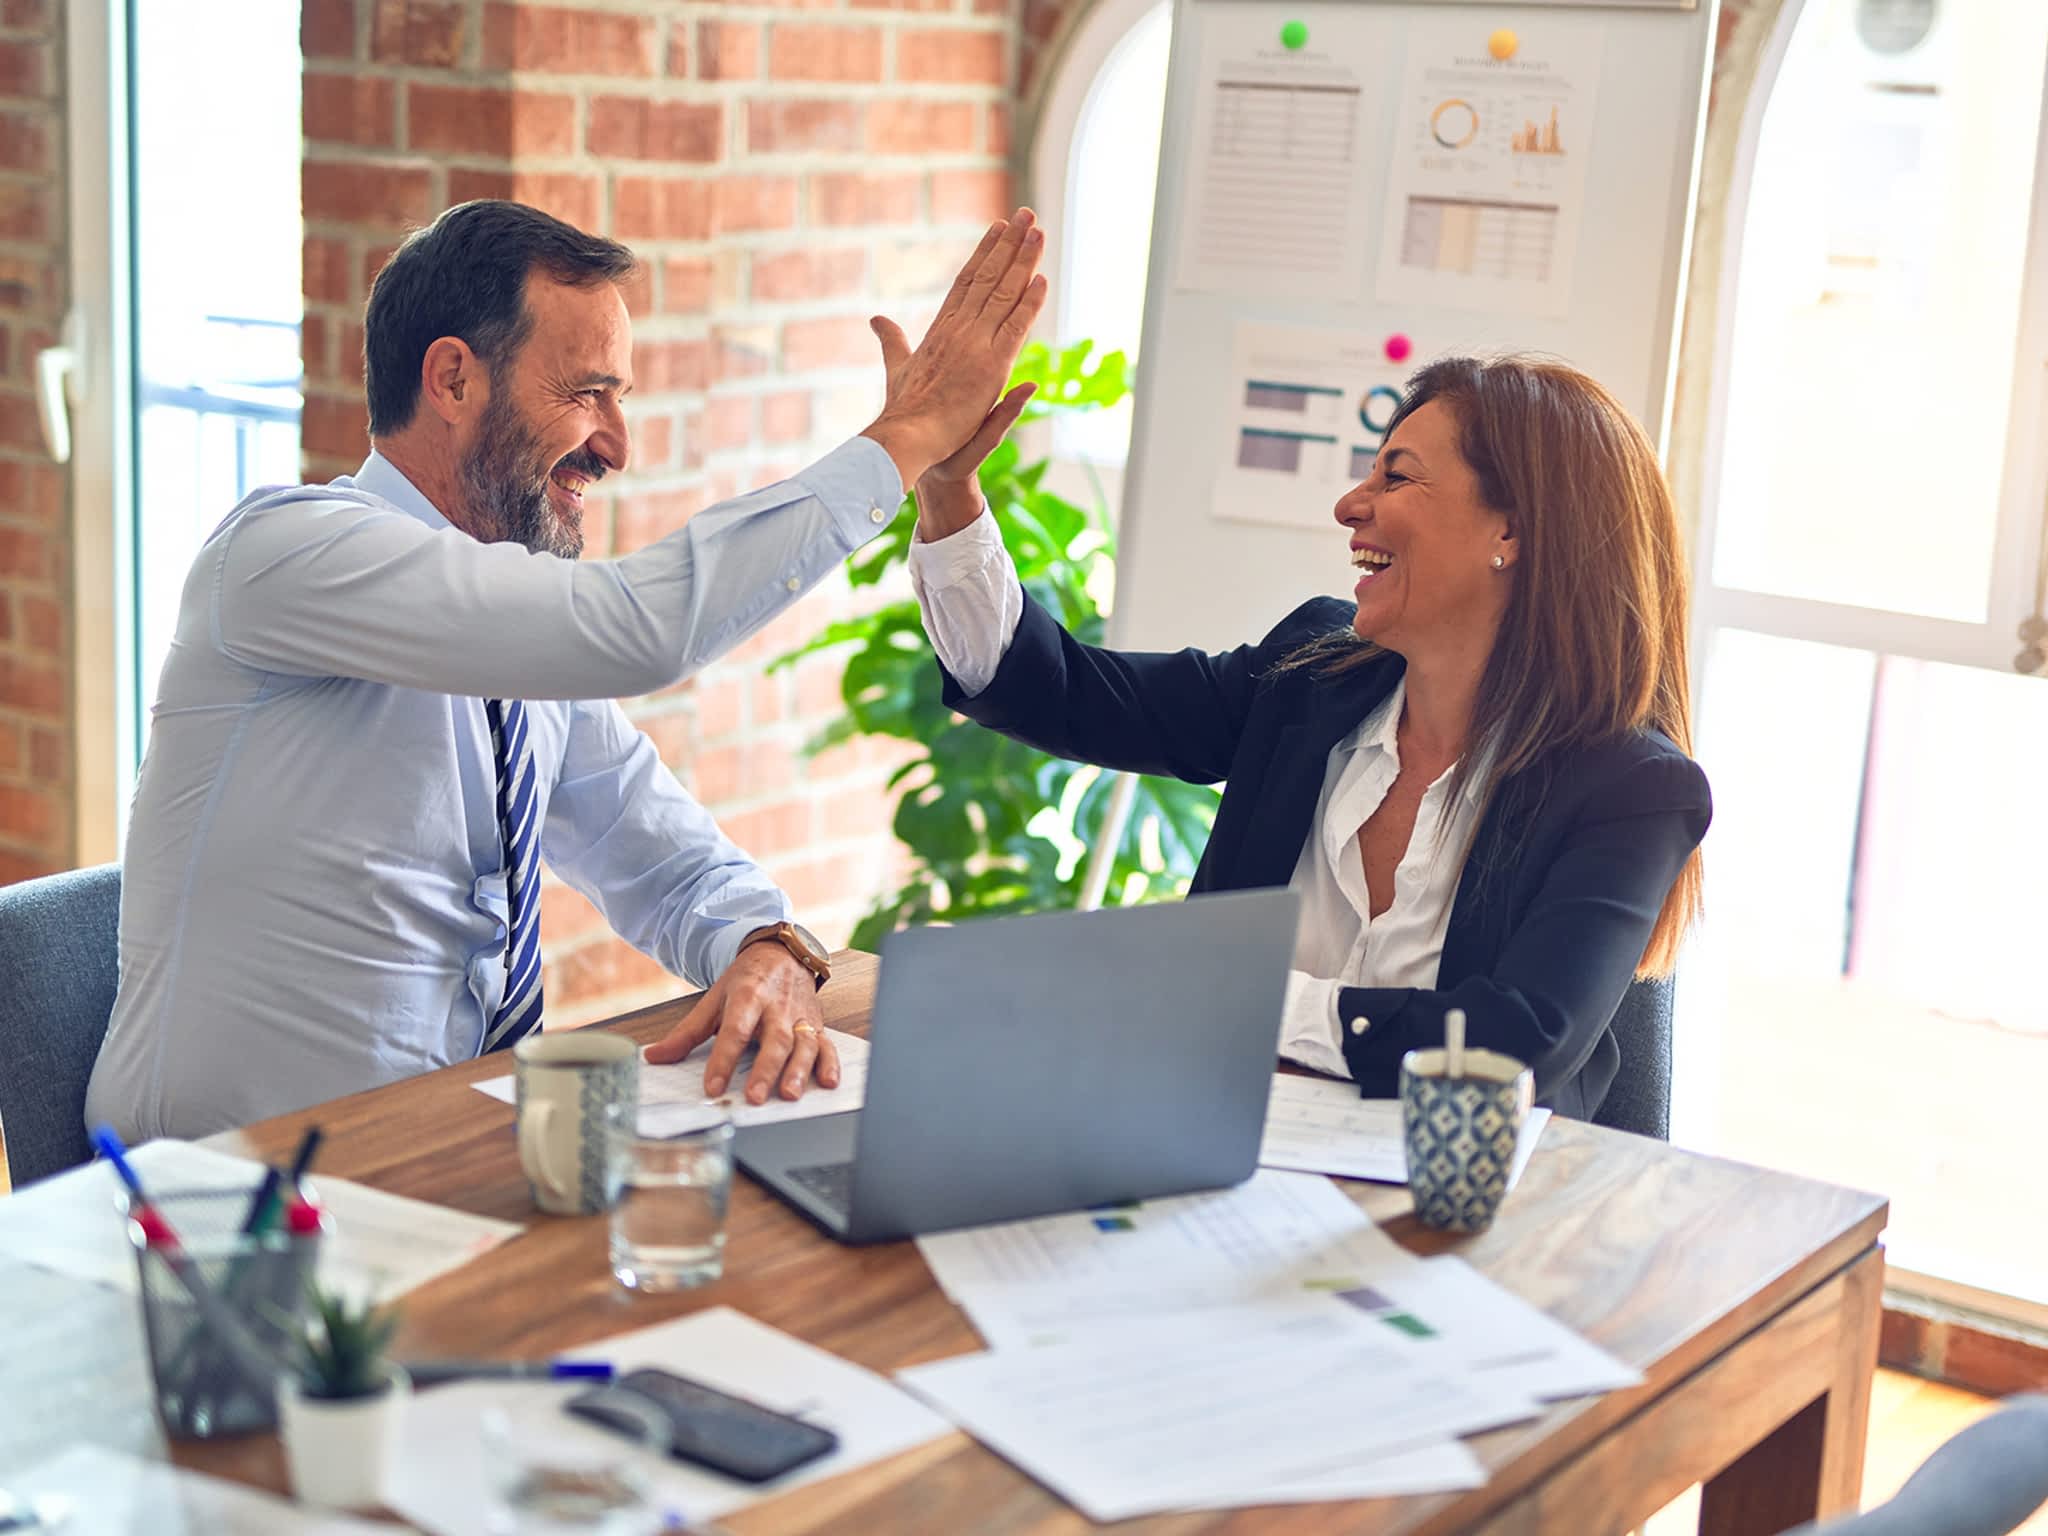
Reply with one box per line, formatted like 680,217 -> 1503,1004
643,940 -> 841,1104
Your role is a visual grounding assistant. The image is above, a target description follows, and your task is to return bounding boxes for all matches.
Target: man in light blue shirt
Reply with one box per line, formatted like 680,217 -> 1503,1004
86,199 -> 1046,1140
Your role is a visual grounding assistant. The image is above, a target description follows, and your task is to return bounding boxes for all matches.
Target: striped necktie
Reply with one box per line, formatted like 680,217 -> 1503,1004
480,698 -> 544,1053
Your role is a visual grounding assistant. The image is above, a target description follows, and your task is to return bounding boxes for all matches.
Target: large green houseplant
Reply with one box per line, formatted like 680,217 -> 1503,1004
775,342 -> 1221,949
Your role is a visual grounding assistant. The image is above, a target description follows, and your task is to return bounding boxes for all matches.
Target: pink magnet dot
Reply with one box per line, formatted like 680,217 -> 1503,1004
1384,333 -> 1413,363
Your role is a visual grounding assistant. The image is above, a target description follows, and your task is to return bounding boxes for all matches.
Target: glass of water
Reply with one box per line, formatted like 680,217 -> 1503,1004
610,1119 -> 734,1292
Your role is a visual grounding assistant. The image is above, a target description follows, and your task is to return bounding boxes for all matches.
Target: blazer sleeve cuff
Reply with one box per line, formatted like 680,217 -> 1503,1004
938,588 -> 1064,723
1335,985 -> 1419,1094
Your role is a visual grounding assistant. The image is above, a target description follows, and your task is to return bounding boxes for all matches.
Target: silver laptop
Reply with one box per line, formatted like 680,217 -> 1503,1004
734,888 -> 1301,1244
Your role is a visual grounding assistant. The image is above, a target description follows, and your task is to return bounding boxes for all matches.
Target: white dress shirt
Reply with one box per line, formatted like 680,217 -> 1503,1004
908,510 -> 1485,1077
87,439 -> 901,1141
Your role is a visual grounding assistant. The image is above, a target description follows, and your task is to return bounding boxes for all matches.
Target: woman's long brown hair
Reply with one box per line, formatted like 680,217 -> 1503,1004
1290,354 -> 1702,977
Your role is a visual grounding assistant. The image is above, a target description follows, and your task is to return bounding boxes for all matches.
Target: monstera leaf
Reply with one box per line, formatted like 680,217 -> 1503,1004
771,341 -> 1220,942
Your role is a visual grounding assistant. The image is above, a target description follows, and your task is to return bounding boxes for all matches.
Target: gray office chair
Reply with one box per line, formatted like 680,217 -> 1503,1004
1782,1394 -> 2048,1536
0,863 -> 122,1188
1590,976 -> 1673,1141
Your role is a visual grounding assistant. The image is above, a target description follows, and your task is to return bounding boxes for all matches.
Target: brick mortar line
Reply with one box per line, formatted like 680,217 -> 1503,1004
303,111 -> 1007,147
606,87 -> 1007,106
301,149 -> 1003,171
301,141 -> 1005,168
302,76 -> 1011,100
303,66 -> 1008,90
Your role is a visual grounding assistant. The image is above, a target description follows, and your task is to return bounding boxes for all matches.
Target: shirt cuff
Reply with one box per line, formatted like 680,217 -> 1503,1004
1277,971 -> 1351,1079
699,894 -> 797,984
794,436 -> 905,549
908,503 -> 1005,587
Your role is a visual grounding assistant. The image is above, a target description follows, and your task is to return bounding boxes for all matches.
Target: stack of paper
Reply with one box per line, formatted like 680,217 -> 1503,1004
902,1168 -> 1638,1517
1259,1074 -> 1551,1186
1,1139 -> 521,1304
0,1260 -> 161,1478
898,1301 -> 1525,1521
6,1444 -> 392,1534
915,1167 -> 1421,1348
389,1306 -> 951,1536
472,1027 -> 870,1136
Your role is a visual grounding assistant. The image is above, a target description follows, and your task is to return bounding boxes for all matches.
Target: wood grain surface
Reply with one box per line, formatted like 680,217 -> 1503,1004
180,953 -> 1888,1535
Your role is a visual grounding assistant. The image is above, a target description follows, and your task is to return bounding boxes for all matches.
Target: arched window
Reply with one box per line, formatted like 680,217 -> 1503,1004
1028,0 -> 1173,471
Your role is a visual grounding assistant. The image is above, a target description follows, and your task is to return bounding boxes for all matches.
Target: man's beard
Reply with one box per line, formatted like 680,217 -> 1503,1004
457,391 -> 605,558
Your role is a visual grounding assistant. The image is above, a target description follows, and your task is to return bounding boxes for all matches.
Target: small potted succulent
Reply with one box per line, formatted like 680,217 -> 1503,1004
276,1283 -> 409,1510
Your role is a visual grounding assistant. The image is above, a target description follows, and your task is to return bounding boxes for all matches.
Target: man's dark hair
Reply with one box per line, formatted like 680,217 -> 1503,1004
363,200 -> 638,436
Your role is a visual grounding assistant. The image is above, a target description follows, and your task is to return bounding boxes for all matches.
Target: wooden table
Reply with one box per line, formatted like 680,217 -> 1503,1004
189,953 -> 1888,1535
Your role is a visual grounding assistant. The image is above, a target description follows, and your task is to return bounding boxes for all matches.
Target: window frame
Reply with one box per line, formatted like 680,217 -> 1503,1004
1024,0 -> 1172,485
66,0 -> 139,866
1026,0 -> 1170,348
1689,0 -> 2048,681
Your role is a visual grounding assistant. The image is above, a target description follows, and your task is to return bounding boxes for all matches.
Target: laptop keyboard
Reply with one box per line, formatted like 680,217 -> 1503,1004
787,1161 -> 855,1216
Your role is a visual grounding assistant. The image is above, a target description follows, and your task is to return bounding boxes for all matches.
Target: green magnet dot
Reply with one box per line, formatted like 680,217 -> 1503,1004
1280,19 -> 1308,49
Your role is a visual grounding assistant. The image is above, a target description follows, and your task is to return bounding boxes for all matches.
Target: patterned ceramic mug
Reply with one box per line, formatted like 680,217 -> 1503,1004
1400,1046 -> 1534,1234
512,1033 -> 639,1215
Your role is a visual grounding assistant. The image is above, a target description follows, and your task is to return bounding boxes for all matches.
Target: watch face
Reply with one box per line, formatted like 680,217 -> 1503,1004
1855,0 -> 1936,56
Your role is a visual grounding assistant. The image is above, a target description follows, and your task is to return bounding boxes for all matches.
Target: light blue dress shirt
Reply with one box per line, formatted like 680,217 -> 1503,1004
85,439 -> 901,1141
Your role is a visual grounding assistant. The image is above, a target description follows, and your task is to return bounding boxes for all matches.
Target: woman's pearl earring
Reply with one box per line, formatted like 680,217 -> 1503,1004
1491,554 -> 1506,570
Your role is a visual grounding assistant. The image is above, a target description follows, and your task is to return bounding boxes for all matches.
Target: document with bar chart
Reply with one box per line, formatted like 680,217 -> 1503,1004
1374,16 -> 1605,318
1174,9 -> 1377,302
1213,323 -> 1410,532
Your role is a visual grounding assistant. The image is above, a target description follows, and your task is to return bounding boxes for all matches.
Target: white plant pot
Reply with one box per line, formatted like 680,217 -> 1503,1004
277,1365 -> 410,1511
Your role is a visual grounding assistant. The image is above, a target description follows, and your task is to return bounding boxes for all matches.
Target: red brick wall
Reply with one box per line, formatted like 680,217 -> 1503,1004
0,0 -> 71,885
300,0 -> 1013,1023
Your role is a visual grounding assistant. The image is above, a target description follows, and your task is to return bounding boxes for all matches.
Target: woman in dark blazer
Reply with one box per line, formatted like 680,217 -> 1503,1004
904,355 -> 1710,1121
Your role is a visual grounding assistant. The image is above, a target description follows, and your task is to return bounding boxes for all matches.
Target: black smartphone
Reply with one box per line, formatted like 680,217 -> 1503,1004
566,1367 -> 840,1484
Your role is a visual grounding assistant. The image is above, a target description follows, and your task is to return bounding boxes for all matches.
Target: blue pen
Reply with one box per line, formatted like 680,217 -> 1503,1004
405,1358 -> 616,1387
90,1125 -> 151,1205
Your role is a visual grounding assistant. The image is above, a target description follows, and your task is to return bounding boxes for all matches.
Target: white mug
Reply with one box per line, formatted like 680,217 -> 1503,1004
512,1033 -> 639,1215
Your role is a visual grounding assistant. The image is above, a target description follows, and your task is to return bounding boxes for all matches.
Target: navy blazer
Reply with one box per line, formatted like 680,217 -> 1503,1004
940,594 -> 1713,1120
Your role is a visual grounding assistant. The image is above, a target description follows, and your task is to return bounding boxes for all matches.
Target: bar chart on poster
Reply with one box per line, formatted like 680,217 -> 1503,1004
1112,0 -> 1714,654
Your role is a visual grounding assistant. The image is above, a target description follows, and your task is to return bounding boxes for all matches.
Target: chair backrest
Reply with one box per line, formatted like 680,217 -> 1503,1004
1590,975 -> 1673,1141
1781,1394 -> 2048,1536
0,863 -> 122,1188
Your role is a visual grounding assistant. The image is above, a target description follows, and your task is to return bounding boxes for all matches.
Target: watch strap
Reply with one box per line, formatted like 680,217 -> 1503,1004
740,921 -> 830,990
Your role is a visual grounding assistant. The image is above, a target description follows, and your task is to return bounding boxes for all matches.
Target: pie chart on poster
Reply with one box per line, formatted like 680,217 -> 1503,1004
1430,98 -> 1479,151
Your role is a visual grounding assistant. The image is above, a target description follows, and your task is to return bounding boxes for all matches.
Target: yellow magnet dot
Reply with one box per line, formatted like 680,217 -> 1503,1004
1488,29 -> 1518,60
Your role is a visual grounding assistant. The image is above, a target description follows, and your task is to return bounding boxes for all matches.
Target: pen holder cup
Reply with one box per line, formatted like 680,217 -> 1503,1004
123,1186 -> 325,1440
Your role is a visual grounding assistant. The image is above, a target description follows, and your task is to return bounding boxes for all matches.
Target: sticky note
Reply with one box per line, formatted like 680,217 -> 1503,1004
1384,333 -> 1412,363
1488,28 -> 1518,61
1280,19 -> 1308,50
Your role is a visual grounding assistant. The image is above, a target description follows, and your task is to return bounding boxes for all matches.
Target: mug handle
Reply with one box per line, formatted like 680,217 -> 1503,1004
517,1100 -> 573,1202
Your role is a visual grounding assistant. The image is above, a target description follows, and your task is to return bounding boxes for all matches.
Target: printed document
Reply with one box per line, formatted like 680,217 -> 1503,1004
897,1300 -> 1534,1522
915,1168 -> 1422,1350
1260,1075 -> 1551,1186
1,1139 -> 519,1304
390,1306 -> 952,1536
6,1444 -> 391,1534
472,1027 -> 869,1137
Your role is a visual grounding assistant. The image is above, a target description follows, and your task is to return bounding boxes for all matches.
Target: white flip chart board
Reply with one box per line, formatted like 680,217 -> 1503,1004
1112,0 -> 1715,653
